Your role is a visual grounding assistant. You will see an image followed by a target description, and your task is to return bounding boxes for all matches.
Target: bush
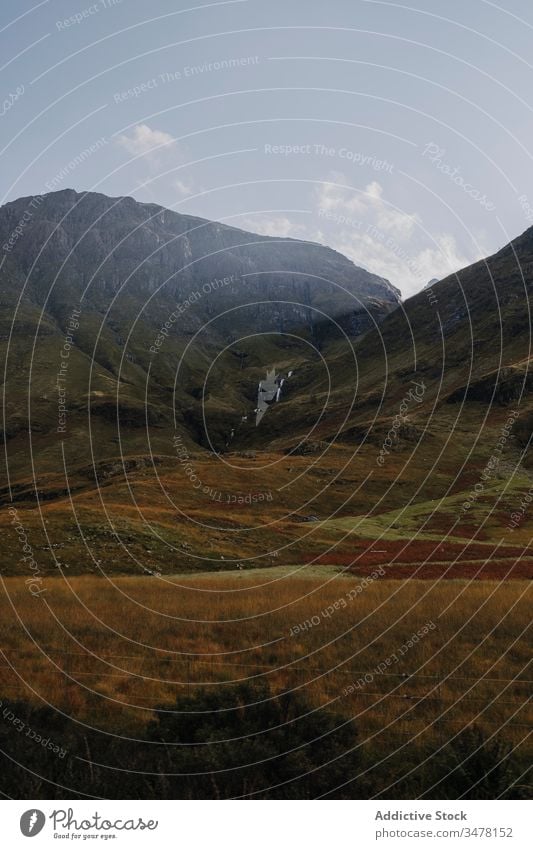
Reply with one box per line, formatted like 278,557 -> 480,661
427,726 -> 530,799
145,682 -> 361,799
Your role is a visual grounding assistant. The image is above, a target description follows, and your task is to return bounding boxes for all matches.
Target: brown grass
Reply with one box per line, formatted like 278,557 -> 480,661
0,574 -> 530,762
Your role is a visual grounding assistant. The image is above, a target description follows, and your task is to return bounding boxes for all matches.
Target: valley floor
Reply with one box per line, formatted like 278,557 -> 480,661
0,574 -> 530,798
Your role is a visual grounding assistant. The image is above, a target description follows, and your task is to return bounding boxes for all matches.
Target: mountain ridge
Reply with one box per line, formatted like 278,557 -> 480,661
0,188 -> 401,306
2,189 -> 533,575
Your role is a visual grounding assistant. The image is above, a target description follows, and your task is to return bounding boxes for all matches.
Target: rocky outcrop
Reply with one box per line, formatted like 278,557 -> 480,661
0,189 -> 400,336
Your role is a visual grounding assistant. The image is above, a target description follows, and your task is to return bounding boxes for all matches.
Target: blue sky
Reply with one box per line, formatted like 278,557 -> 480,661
2,0 -> 533,297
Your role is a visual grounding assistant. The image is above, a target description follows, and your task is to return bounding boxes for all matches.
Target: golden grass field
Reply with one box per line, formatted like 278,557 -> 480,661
1,573 -> 530,765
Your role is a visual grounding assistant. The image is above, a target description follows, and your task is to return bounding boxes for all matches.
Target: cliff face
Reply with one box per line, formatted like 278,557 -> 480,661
0,189 -> 400,336
0,188 -> 401,474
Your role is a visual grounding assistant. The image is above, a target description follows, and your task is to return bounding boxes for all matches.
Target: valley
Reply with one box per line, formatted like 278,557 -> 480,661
1,188 -> 531,800
0,573 -> 530,798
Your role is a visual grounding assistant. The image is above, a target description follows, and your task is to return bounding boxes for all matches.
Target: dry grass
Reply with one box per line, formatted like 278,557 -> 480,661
0,574 -> 530,762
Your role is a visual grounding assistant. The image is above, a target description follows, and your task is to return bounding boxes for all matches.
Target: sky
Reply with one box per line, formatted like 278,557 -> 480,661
2,0 -> 533,298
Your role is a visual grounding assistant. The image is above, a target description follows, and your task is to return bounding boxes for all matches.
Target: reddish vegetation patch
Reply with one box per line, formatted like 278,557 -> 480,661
350,560 -> 533,580
302,539 -> 533,578
310,540 -> 533,566
424,517 -> 490,540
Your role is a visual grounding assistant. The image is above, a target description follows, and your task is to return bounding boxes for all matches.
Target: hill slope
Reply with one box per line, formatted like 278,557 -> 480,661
0,189 -> 400,467
2,191 -> 533,577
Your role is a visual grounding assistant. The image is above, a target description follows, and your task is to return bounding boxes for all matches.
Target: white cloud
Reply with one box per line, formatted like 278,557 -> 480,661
229,178 -> 486,298
116,123 -> 175,159
334,228 -> 483,298
116,124 -> 197,202
174,178 -> 194,197
316,173 -> 419,240
313,172 -> 485,297
232,215 -> 307,239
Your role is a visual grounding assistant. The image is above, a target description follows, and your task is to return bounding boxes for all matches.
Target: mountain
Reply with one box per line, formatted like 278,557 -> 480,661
0,188 -> 399,326
2,189 -> 532,578
0,188 -> 400,460
268,223 -> 533,442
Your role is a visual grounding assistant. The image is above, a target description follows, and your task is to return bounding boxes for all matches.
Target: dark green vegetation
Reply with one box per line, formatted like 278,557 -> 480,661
1,190 -> 532,800
0,688 -> 528,799
0,188 -> 398,466
1,190 -> 533,575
